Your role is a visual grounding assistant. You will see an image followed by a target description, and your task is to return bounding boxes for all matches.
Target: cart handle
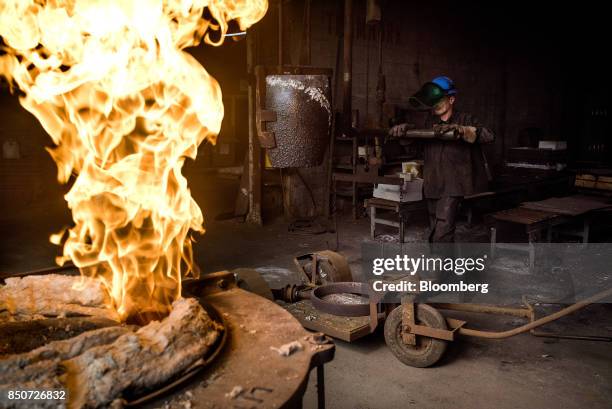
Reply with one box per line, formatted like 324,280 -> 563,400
457,287 -> 612,339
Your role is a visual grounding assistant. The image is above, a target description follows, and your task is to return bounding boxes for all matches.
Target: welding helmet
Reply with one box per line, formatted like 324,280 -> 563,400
409,76 -> 456,109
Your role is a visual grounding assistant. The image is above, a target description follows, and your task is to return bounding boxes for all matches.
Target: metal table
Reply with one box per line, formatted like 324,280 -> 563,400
364,197 -> 425,243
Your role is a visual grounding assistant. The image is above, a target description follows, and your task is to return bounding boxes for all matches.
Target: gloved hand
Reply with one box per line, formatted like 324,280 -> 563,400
388,123 -> 411,137
433,124 -> 478,143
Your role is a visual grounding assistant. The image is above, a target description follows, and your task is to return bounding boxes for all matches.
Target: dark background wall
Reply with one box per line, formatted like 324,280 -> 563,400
278,0 -> 612,169
1,0 -> 609,226
299,1 -> 608,169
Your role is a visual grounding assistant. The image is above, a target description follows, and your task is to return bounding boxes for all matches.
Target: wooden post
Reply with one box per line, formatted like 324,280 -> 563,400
246,30 -> 262,225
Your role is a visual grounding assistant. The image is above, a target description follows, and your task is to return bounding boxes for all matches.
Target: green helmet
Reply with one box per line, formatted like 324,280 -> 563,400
409,82 -> 447,109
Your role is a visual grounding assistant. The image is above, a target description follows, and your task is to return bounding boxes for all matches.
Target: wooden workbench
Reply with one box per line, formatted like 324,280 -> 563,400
487,195 -> 612,271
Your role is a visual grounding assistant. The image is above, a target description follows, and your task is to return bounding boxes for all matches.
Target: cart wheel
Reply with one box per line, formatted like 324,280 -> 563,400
384,304 -> 448,368
233,268 -> 274,301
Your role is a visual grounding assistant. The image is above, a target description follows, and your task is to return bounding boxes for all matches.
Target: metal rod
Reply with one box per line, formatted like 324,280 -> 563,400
246,30 -> 262,225
302,0 -> 311,65
305,0 -> 311,63
364,27 -> 370,126
278,0 -> 283,67
224,31 -> 247,37
325,92 -> 336,219
342,0 -> 353,131
531,331 -> 612,342
456,287 -> 612,339
432,303 -> 533,319
499,53 -> 508,163
399,129 -> 456,140
376,22 -> 385,128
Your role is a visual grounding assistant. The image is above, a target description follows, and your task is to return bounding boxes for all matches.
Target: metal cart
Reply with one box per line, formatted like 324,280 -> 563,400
236,251 -> 612,368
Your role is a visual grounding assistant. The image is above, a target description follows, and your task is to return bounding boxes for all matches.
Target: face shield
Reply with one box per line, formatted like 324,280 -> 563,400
408,82 -> 447,110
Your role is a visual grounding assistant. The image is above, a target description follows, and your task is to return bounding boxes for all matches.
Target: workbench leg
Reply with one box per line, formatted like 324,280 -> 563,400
352,181 -> 357,220
399,215 -> 405,243
370,206 -> 376,239
316,364 -> 326,409
582,218 -> 590,248
528,233 -> 536,273
490,227 -> 497,258
332,178 -> 337,220
547,227 -> 552,243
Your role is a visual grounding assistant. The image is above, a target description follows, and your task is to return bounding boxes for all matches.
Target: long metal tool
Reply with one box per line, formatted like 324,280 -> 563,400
400,128 -> 457,141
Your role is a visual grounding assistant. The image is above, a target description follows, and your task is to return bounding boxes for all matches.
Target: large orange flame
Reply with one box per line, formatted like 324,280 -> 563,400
0,0 -> 267,322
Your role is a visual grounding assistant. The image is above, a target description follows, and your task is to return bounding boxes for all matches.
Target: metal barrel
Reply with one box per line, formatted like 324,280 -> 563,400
265,74 -> 332,168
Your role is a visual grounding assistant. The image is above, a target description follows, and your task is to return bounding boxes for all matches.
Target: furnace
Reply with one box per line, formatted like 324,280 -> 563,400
0,269 -> 334,408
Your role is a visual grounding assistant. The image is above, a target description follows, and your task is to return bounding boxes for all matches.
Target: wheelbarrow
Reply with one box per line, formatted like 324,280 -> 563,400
234,251 -> 612,368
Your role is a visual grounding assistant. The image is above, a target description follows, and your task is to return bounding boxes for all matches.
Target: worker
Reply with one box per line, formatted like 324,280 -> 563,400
389,76 -> 494,243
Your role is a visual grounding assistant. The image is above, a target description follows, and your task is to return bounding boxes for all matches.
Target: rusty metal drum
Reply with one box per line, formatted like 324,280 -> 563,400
264,74 -> 331,168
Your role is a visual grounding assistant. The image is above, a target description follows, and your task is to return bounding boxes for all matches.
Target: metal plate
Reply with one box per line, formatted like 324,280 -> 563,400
145,272 -> 335,409
285,300 -> 373,342
265,75 -> 331,168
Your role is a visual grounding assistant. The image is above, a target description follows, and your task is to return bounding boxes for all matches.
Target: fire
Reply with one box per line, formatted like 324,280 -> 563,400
0,0 -> 267,322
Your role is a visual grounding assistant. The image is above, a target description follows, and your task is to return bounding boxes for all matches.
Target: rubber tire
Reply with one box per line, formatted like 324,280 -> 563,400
384,304 -> 448,368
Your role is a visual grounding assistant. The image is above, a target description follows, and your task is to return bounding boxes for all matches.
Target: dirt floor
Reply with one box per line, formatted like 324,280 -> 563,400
1,195 -> 611,409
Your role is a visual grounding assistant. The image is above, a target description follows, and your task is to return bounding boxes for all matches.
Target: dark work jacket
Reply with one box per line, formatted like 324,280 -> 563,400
422,110 -> 494,199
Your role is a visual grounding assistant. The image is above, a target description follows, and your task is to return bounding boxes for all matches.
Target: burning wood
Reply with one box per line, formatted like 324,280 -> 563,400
0,274 -> 118,321
0,326 -> 131,371
0,297 -> 221,409
0,274 -> 117,322
0,326 -> 131,391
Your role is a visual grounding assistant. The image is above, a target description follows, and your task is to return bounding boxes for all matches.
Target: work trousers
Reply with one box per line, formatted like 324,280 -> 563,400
427,196 -> 462,243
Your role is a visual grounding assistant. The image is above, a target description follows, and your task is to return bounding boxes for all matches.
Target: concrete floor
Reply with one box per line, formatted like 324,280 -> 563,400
1,200 -> 611,409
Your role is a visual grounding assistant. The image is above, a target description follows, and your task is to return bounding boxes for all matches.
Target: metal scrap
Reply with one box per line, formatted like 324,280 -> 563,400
226,386 -> 244,399
270,341 -> 304,356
